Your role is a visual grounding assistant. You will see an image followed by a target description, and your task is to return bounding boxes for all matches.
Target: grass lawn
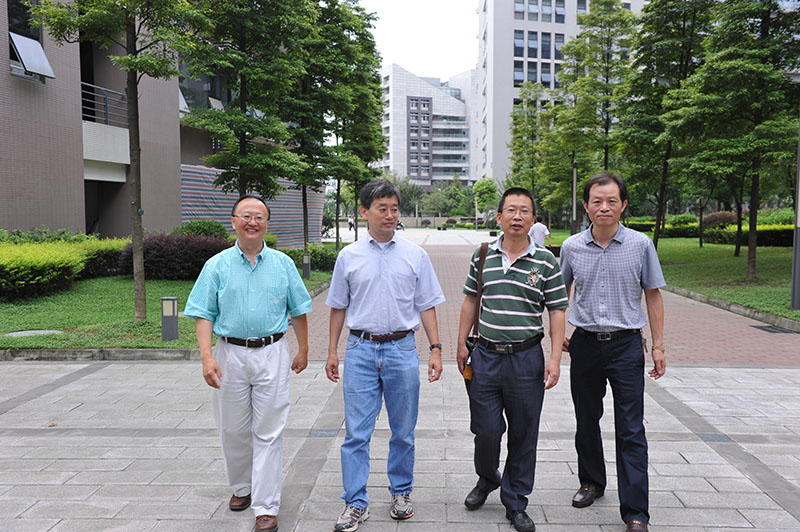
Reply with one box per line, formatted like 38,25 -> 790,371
0,272 -> 331,349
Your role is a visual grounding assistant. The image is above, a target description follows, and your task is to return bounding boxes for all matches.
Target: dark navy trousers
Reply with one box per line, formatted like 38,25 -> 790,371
468,341 -> 545,511
569,331 -> 649,524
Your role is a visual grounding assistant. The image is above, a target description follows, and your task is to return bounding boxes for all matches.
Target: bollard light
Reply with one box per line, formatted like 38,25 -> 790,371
161,297 -> 179,341
302,252 -> 311,280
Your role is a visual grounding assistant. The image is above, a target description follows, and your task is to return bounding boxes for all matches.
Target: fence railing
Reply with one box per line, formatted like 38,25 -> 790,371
81,82 -> 128,128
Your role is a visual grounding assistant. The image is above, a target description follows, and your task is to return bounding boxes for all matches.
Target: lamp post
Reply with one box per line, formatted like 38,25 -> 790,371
788,72 -> 800,310
302,251 -> 311,280
161,297 -> 178,341
571,160 -> 578,234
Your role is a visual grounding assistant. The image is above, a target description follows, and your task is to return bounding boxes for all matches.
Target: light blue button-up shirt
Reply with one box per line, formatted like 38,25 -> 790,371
560,223 -> 665,332
326,232 -> 445,333
184,242 -> 312,338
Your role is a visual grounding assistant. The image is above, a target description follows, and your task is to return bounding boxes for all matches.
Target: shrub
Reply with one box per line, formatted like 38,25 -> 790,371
703,211 -> 738,228
421,219 -> 432,227
446,218 -> 457,225
704,224 -> 793,247
322,210 -> 336,237
666,213 -> 698,226
663,223 -> 698,238
0,226 -> 90,244
77,238 -> 129,279
173,220 -> 229,239
627,221 -> 655,232
119,233 -> 233,280
0,242 -> 85,300
264,233 -> 278,248
758,207 -> 794,226
281,245 -> 340,272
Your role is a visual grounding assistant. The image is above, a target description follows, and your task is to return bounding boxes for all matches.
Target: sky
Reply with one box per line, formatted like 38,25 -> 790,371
357,0 -> 479,81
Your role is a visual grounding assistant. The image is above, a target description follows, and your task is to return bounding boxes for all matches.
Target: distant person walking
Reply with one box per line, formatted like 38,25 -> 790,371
326,179 -> 445,531
528,215 -> 551,247
559,172 -> 666,532
184,195 -> 312,532
348,216 -> 355,231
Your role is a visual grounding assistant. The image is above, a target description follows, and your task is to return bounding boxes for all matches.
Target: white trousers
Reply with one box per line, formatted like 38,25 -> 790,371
211,337 -> 292,516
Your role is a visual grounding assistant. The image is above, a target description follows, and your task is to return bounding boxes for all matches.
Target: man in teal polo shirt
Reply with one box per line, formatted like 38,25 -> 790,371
185,195 -> 312,532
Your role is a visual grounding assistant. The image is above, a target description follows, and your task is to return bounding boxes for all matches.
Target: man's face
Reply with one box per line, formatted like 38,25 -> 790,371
231,198 -> 269,245
496,194 -> 534,238
360,195 -> 399,240
583,181 -> 627,228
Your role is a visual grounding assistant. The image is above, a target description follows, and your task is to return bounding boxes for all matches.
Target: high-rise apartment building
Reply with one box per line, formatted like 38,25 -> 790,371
477,0 -> 644,183
378,64 -> 478,189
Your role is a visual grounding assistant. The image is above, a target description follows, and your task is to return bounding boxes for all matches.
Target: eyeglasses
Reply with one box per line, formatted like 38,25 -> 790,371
502,207 -> 533,217
233,214 -> 268,223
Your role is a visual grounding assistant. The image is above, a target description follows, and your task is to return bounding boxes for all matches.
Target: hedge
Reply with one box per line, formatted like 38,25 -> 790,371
281,246 -> 340,272
77,238 -> 129,279
119,234 -> 233,280
0,242 -> 85,300
173,220 -> 229,239
703,224 -> 793,247
626,221 -> 655,232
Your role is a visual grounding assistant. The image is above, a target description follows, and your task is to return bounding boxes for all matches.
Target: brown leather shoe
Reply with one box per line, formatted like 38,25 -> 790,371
256,514 -> 278,531
229,493 -> 251,511
571,483 -> 604,508
626,520 -> 648,532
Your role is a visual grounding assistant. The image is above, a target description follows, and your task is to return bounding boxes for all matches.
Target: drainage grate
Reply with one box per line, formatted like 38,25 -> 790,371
750,325 -> 792,334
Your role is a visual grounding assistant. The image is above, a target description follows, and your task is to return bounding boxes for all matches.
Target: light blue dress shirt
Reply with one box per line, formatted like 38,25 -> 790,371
326,232 -> 445,333
560,223 -> 665,332
184,242 -> 312,338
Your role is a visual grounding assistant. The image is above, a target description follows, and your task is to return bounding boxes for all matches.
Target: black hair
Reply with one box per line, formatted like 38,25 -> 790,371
497,187 -> 535,212
583,172 -> 628,204
536,215 -> 543,223
360,179 -> 400,209
231,194 -> 271,220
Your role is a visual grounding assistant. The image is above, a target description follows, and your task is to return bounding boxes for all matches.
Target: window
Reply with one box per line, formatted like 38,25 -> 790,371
541,63 -> 551,88
410,140 -> 418,149
623,2 -> 631,9
421,126 -> 430,137
514,0 -> 525,19
514,30 -> 524,57
514,60 -> 524,87
410,165 -> 419,175
410,126 -> 419,136
410,112 -> 418,122
528,0 -> 539,21
421,101 -> 429,109
421,154 -> 429,163
528,31 -> 538,58
541,33 -> 551,59
410,152 -> 419,161
554,64 -> 561,88
541,0 -> 552,22
527,61 -> 537,83
421,166 -> 430,176
577,0 -> 587,12
555,34 -> 564,60
409,99 -> 418,109
8,0 -> 55,79
421,113 -> 429,123
384,113 -> 390,121
555,0 -> 565,23
421,141 -> 430,149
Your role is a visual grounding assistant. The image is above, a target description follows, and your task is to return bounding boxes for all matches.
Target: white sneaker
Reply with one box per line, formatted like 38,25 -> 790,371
390,493 -> 414,520
333,505 -> 369,532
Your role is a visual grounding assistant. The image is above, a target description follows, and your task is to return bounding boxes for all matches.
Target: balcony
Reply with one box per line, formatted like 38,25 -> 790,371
81,82 -> 129,181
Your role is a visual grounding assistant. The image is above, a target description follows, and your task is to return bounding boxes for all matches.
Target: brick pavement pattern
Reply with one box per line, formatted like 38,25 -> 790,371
1,229 -> 799,532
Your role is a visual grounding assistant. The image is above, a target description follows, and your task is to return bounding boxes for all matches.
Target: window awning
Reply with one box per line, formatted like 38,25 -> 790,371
9,32 -> 55,78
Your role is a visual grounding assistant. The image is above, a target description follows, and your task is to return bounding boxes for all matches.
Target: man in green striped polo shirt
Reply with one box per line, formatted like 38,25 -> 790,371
456,187 -> 568,532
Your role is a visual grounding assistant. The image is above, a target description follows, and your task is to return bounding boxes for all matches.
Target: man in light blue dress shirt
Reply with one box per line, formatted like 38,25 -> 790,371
325,180 -> 445,532
184,195 -> 312,532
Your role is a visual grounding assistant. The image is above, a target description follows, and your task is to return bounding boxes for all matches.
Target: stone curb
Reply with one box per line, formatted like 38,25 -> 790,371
662,284 -> 800,333
0,281 -> 331,362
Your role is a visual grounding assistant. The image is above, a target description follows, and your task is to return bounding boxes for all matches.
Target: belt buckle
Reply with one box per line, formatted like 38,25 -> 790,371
496,343 -> 511,354
596,332 -> 612,342
245,337 -> 261,348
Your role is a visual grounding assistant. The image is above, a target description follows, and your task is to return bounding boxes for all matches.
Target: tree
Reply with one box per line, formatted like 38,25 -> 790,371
508,82 -> 545,196
618,0 -> 714,248
33,0 -> 205,322
182,0 -> 313,199
391,176 -> 426,216
472,178 -> 499,211
663,0 -> 800,278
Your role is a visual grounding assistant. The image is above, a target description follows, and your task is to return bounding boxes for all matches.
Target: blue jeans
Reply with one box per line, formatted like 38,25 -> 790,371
340,332 -> 420,509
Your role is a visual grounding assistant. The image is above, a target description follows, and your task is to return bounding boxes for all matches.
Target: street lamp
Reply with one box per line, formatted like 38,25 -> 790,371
787,72 -> 800,310
161,297 -> 178,341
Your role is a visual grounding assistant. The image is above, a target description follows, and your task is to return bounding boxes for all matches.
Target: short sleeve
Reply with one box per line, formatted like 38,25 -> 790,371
184,259 -> 221,322
285,257 -> 312,317
559,245 -> 573,286
413,251 -> 445,312
641,239 -> 666,289
463,248 -> 480,296
325,251 -> 350,309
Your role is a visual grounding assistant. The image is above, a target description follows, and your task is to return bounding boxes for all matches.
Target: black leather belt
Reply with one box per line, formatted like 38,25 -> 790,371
477,333 -> 543,354
574,327 -> 640,342
350,329 -> 412,343
223,332 -> 285,348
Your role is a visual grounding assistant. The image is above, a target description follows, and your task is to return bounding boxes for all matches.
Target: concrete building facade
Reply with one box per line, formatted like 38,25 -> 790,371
477,0 -> 644,183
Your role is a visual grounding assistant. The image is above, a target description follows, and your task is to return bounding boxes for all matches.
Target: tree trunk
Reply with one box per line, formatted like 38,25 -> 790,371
335,177 -> 341,252
746,157 -> 760,280
238,72 -> 248,197
126,16 -> 146,322
302,185 -> 309,250
652,141 -> 672,250
353,195 -> 359,241
734,200 -> 743,257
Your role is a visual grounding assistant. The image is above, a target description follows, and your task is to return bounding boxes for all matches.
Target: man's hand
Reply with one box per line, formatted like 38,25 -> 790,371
649,347 -> 666,380
202,357 -> 222,389
456,342 -> 470,375
325,351 -> 340,383
428,349 -> 443,382
291,350 -> 308,374
562,337 -> 570,352
544,356 -> 560,390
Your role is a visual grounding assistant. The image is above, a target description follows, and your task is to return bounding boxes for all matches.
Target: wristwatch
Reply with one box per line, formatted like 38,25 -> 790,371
652,345 -> 666,353
429,343 -> 442,352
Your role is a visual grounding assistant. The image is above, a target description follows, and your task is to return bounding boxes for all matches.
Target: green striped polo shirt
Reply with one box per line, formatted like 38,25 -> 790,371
463,237 -> 569,342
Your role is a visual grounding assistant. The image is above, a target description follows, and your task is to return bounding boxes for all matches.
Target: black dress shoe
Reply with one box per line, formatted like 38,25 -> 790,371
571,483 -> 604,508
464,485 -> 489,510
505,509 -> 536,532
626,520 -> 648,532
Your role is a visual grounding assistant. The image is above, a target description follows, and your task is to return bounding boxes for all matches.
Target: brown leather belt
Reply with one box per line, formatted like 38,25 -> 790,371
223,332 -> 285,348
350,329 -> 412,343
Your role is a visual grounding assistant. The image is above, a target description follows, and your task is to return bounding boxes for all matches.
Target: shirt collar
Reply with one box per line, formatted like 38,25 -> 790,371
583,222 -> 627,246
367,231 -> 398,248
490,233 -> 537,256
234,240 -> 267,262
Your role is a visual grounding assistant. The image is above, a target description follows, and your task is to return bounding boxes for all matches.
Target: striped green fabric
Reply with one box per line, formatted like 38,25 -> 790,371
463,243 -> 569,342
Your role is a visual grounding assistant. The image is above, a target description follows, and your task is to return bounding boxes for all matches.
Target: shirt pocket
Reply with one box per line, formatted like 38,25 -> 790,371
389,271 -> 417,307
